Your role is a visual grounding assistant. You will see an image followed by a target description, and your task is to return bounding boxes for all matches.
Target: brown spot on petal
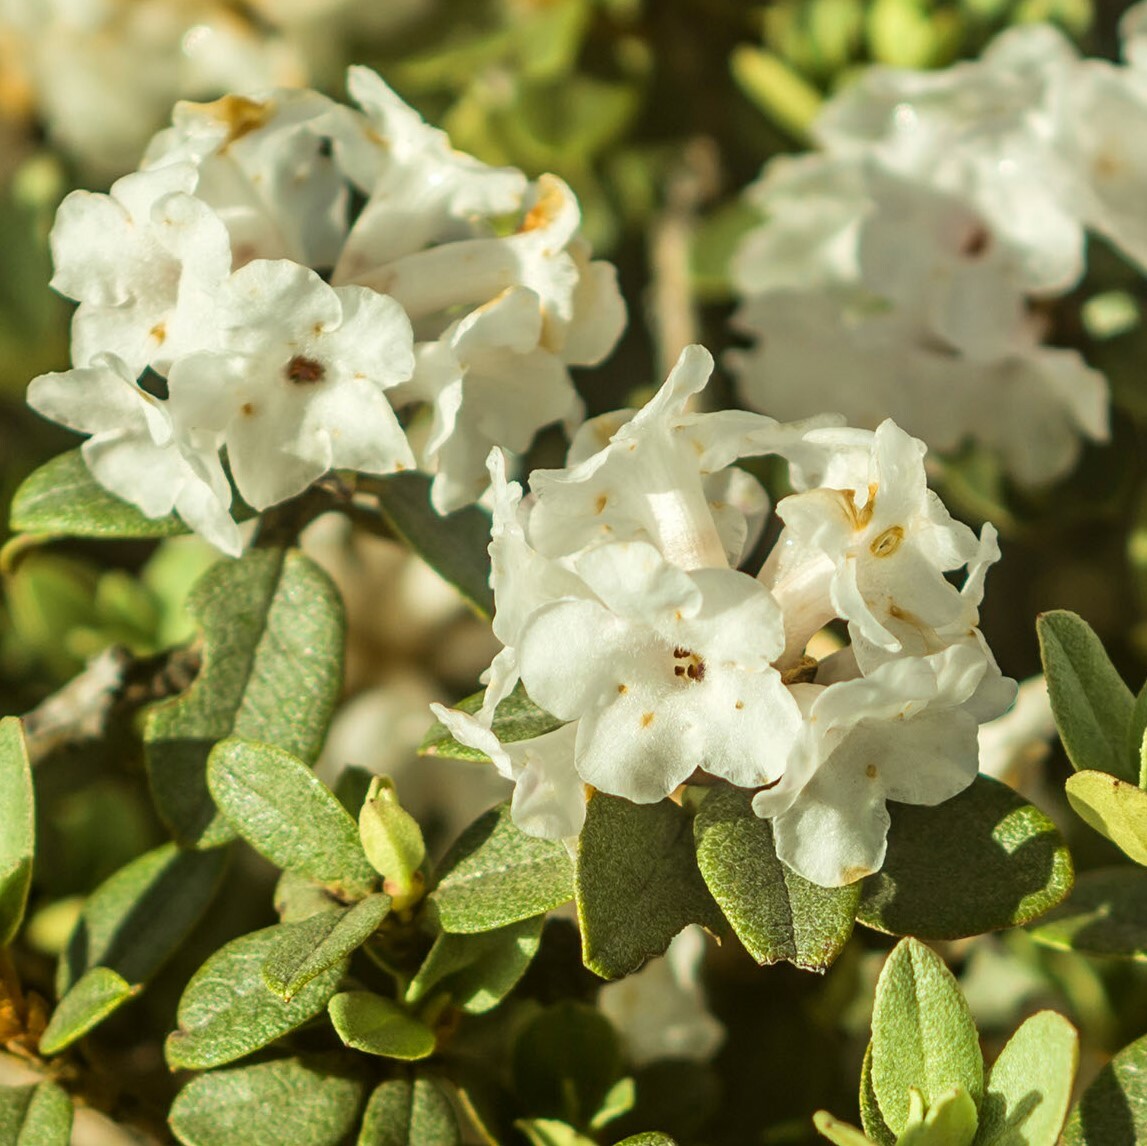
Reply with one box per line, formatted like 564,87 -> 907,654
641,712 -> 655,728
149,321 -> 167,346
865,763 -> 878,779
240,402 -> 257,417
518,176 -> 564,233
960,225 -> 991,258
194,93 -> 275,149
285,354 -> 326,385
840,865 -> 874,884
870,525 -> 905,558
781,656 -> 819,685
594,494 -> 608,515
735,700 -> 744,710
617,683 -> 628,694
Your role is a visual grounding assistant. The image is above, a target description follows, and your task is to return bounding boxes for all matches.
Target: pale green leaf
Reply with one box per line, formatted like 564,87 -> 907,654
869,939 -> 984,1138
0,1081 -> 73,1145
1038,611 -> 1136,782
358,778 -> 425,899
208,737 -> 375,889
327,991 -> 436,1060
0,718 -> 33,946
861,1043 -> 896,1146
974,1010 -> 1077,1146
858,776 -> 1073,939
419,683 -> 564,763
694,785 -> 858,971
357,1077 -> 460,1146
1029,867 -> 1147,960
898,1087 -> 978,1146
577,794 -> 722,979
166,925 -> 345,1070
1062,1030 -> 1147,1144
613,1134 -> 678,1145
145,549 -> 345,847
1065,770 -> 1147,865
262,894 -> 391,1000
516,1121 -> 597,1146
430,803 -> 574,933
813,1111 -> 877,1145
39,967 -> 136,1055
169,1055 -> 364,1146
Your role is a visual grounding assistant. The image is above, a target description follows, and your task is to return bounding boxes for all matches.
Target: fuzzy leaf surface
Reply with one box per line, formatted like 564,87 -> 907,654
0,718 -> 33,946
357,1077 -> 460,1145
1065,770 -> 1147,864
39,967 -> 136,1055
0,1081 -> 73,1145
328,991 -> 436,1060
1028,867 -> 1147,960
694,785 -> 858,971
145,549 -> 344,847
857,776 -> 1073,939
1062,1030 -> 1147,1144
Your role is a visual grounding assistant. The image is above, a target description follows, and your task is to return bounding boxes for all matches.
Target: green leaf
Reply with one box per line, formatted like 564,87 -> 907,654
406,915 -> 544,1013
168,1055 -> 364,1146
693,785 -> 858,971
576,795 -> 722,979
357,1078 -> 460,1146
327,991 -> 436,1060
1029,867 -> 1147,961
813,1111 -> 877,1145
166,925 -> 346,1070
262,894 -> 391,1000
429,803 -> 574,933
860,1043 -> 897,1146
0,718 -> 33,946
613,1135 -> 678,1146
371,471 -> 494,616
274,870 -> 343,924
513,1001 -> 623,1128
419,682 -> 564,763
358,777 -> 426,905
57,843 -> 228,995
857,775 -> 1074,939
0,1081 -> 73,1145
1062,1031 -> 1147,1144
145,549 -> 345,847
1038,611 -> 1137,782
974,1011 -> 1077,1146
207,737 -> 375,889
516,1121 -> 598,1146
1128,685 -> 1147,786
39,967 -> 136,1055
10,449 -> 188,539
899,1087 -> 978,1146
869,939 -> 984,1138
1065,770 -> 1147,864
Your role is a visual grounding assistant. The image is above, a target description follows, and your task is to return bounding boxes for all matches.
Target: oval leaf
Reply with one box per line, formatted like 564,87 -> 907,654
869,939 -> 983,1138
1062,1030 -> 1147,1144
430,803 -> 574,933
1029,867 -> 1147,961
860,1043 -> 896,1146
328,991 -> 436,1060
39,967 -> 136,1055
208,738 -> 375,889
857,775 -> 1074,939
0,1081 -> 73,1145
145,549 -> 345,848
358,1077 -> 461,1146
263,894 -> 391,1001
1038,611 -> 1136,782
420,683 -> 564,763
166,925 -> 346,1070
694,785 -> 858,972
1065,770 -> 1147,864
169,1056 -> 364,1146
577,794 -> 722,980
976,1010 -> 1078,1146
10,449 -> 188,539
0,718 -> 33,946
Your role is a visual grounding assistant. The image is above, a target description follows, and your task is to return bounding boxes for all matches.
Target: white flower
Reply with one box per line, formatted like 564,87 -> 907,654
50,163 -> 232,376
752,645 -> 990,886
27,355 -> 240,555
167,259 -> 415,510
598,926 -> 725,1065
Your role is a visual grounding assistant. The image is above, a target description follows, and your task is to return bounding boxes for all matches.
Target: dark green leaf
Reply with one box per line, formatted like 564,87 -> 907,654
10,449 -> 188,539
145,549 -> 345,847
263,894 -> 391,1000
0,718 -> 33,946
166,925 -> 346,1070
1029,867 -> 1147,960
975,1010 -> 1077,1146
207,737 -> 375,889
406,915 -> 544,1013
39,967 -> 136,1055
327,991 -> 436,1060
0,1081 -> 73,1145
57,843 -> 228,995
430,803 -> 574,933
371,471 -> 494,616
857,775 -> 1074,939
357,1078 -> 461,1146
694,785 -> 858,972
869,939 -> 983,1138
419,683 -> 564,763
169,1055 -> 364,1146
1128,684 -> 1147,786
576,795 -> 721,979
1062,1031 -> 1147,1144
274,870 -> 343,924
613,1135 -> 678,1146
1064,770 -> 1147,865
1038,611 -> 1136,782
513,1001 -> 623,1128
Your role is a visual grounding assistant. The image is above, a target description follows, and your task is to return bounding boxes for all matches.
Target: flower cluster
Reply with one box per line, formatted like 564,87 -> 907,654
726,16 -> 1147,486
27,68 -> 625,554
434,346 -> 1015,887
